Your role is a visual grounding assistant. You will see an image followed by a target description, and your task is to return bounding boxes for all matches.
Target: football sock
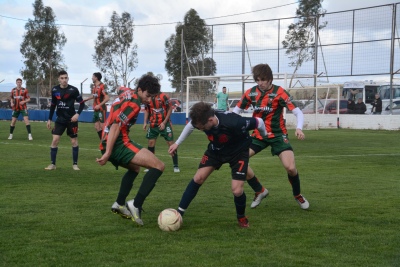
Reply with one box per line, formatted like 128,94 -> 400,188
50,147 -> 58,165
148,146 -> 155,154
116,170 -> 139,205
72,146 -> 79,165
134,168 -> 163,208
10,125 -> 15,134
172,151 -> 178,167
234,192 -> 247,219
288,173 -> 301,196
178,179 -> 202,212
26,125 -> 31,134
247,176 -> 263,193
97,130 -> 102,139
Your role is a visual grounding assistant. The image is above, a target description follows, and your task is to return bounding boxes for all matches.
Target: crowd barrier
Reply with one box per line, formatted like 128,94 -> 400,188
0,109 -> 188,125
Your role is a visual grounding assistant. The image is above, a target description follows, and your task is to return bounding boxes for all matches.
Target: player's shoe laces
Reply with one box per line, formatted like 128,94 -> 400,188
126,199 -> 143,226
44,164 -> 56,170
238,217 -> 249,228
251,187 -> 269,208
295,194 -> 310,210
174,167 -> 180,173
111,202 -> 132,219
8,134 -> 13,140
72,164 -> 80,171
28,134 -> 33,141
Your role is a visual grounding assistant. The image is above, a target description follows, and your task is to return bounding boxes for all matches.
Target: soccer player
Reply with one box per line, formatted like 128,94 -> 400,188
45,70 -> 85,171
96,75 -> 165,226
143,92 -> 180,173
214,86 -> 229,111
84,72 -> 109,139
168,102 -> 267,228
233,63 -> 310,210
8,78 -> 33,140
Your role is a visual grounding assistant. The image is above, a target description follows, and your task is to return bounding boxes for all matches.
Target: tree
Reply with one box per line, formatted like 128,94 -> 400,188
282,0 -> 327,87
20,0 -> 67,97
165,9 -> 216,96
93,11 -> 138,93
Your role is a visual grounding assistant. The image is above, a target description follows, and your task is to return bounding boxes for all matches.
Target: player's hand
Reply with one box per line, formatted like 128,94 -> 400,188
295,128 -> 305,140
94,105 -> 100,111
168,143 -> 179,156
143,123 -> 147,131
159,122 -> 165,131
46,120 -> 52,130
96,153 -> 110,166
71,114 -> 79,122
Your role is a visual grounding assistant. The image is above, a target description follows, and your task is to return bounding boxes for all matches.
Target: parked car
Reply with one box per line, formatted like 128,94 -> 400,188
228,98 -> 254,113
169,98 -> 182,112
302,99 -> 348,114
381,100 -> 400,115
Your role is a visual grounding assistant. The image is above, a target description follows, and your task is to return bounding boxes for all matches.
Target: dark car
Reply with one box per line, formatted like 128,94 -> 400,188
302,99 -> 348,114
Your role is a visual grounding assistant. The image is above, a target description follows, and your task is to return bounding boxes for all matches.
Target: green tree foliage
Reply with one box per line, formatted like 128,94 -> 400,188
20,0 -> 67,96
93,11 -> 138,93
165,9 -> 216,96
282,0 -> 327,87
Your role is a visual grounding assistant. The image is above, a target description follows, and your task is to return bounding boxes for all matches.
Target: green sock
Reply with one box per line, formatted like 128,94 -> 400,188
117,170 -> 139,205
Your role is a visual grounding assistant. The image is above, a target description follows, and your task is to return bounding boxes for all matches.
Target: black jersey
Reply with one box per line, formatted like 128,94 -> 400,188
203,111 -> 258,155
50,84 -> 83,123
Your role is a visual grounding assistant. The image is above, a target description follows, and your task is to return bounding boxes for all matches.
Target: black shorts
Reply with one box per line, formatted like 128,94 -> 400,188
52,121 -> 79,138
198,149 -> 249,181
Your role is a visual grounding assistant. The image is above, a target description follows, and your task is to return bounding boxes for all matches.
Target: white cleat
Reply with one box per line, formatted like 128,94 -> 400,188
111,202 -> 132,219
72,164 -> 80,171
126,199 -> 143,226
251,188 -> 269,208
8,134 -> 13,140
295,194 -> 310,210
45,164 -> 56,170
28,134 -> 33,141
174,167 -> 181,173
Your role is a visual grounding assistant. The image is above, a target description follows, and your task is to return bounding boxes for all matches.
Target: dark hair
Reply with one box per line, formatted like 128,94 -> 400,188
16,78 -> 22,82
58,70 -> 68,77
190,102 -> 214,126
137,74 -> 160,95
93,72 -> 102,81
252,64 -> 273,82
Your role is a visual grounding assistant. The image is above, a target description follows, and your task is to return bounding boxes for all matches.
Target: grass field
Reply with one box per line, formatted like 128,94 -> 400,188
0,120 -> 399,266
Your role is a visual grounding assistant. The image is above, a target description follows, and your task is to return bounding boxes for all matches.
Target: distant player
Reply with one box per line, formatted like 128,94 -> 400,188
214,86 -> 229,111
45,70 -> 85,171
168,102 -> 267,228
84,72 -> 109,139
233,63 -> 309,210
143,92 -> 180,173
8,78 -> 33,140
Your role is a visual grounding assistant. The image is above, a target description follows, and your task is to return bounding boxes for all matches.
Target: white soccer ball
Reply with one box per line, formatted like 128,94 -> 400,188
158,208 -> 182,232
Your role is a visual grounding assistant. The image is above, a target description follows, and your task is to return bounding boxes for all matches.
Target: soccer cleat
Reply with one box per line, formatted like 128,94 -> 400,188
174,167 -> 180,173
72,165 -> 80,171
45,164 -> 56,170
8,134 -> 13,140
251,188 -> 269,208
111,202 -> 132,219
28,134 -> 33,141
126,199 -> 143,226
238,217 -> 249,228
143,168 -> 149,173
295,194 -> 310,210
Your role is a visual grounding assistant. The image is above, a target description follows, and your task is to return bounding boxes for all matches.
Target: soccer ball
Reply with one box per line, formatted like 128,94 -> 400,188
158,208 -> 182,232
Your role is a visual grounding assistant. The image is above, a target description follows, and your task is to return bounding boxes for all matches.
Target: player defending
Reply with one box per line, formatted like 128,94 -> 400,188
84,72 -> 109,139
96,75 -> 165,226
8,78 -> 33,140
168,102 -> 267,228
233,63 -> 309,210
143,92 -> 180,173
45,70 -> 86,171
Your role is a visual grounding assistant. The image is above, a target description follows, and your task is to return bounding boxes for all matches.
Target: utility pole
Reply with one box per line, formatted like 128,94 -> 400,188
80,78 -> 88,96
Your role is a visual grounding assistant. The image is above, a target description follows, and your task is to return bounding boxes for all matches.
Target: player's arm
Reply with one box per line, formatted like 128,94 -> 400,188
143,107 -> 149,131
96,122 -> 120,165
168,122 -> 195,156
160,98 -> 173,130
10,92 -> 14,107
97,87 -> 110,108
292,107 -> 305,140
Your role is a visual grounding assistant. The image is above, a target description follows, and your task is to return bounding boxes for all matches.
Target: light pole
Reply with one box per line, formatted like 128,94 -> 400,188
127,77 -> 135,88
80,78 -> 88,95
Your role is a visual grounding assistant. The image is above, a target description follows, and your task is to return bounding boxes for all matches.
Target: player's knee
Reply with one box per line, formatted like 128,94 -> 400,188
154,160 -> 165,172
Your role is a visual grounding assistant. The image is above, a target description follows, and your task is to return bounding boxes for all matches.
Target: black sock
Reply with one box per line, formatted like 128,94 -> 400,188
97,130 -> 102,139
10,126 -> 15,134
50,147 -> 58,165
134,168 -> 163,208
234,192 -> 247,219
26,125 -> 31,134
172,151 -> 178,167
148,146 -> 155,154
247,176 -> 263,193
288,173 -> 301,196
72,146 -> 79,165
116,170 -> 139,205
177,179 -> 202,216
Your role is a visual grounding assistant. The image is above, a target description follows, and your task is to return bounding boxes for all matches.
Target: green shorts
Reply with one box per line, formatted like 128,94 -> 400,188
146,122 -> 174,141
93,110 -> 106,123
102,139 -> 143,169
12,110 -> 29,118
250,135 -> 293,156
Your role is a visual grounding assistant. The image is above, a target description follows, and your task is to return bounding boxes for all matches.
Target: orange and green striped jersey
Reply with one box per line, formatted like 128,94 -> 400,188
237,85 -> 297,139
10,87 -> 30,111
145,92 -> 171,128
92,83 -> 108,111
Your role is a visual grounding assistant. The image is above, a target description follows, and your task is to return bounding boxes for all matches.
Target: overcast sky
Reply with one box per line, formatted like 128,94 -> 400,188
0,0 -> 397,93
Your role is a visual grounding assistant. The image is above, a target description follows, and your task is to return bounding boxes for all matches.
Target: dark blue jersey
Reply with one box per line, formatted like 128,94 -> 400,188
50,84 -> 83,123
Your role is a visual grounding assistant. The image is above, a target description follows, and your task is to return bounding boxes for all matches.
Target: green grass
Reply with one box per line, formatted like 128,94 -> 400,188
0,120 -> 399,267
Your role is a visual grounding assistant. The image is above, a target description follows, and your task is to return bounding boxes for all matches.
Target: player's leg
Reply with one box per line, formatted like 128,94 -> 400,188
22,114 -> 32,140
230,150 -> 249,227
67,122 -> 79,170
8,115 -> 17,139
45,134 -> 61,170
163,122 -> 179,172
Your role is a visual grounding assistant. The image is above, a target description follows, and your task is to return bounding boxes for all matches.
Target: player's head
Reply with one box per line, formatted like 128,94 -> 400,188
16,78 -> 22,83
58,70 -> 69,87
93,72 -> 102,82
222,86 -> 227,93
252,64 -> 273,83
190,102 -> 215,130
16,78 -> 22,87
136,74 -> 161,104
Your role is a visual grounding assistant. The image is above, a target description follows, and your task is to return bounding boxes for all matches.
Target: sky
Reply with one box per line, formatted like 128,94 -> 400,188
0,0 -> 397,94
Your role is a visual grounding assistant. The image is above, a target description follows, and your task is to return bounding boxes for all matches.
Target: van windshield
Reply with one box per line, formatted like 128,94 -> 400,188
379,85 -> 400,100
